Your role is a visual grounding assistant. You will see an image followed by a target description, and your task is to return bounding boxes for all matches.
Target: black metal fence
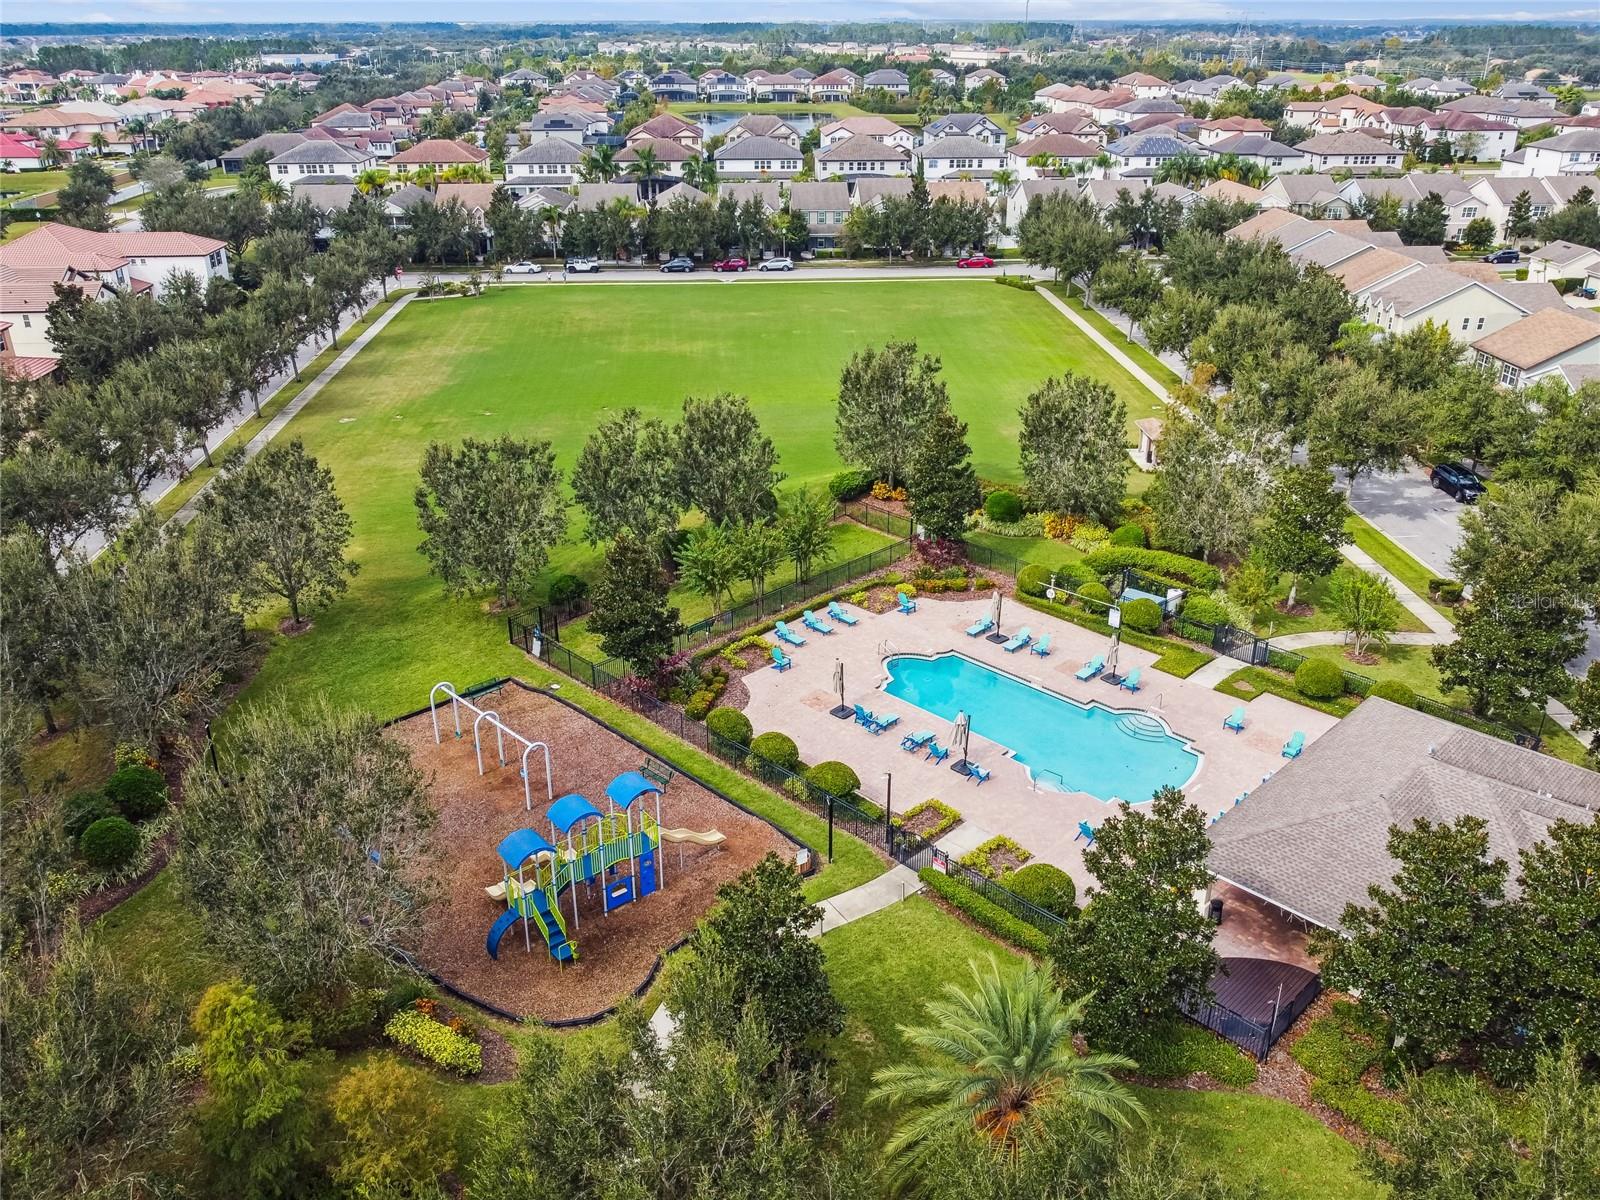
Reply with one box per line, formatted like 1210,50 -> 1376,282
929,847 -> 1069,933
1179,995 -> 1277,1061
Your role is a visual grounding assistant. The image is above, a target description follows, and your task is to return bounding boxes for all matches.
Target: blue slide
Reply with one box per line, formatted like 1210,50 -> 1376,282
485,908 -> 521,960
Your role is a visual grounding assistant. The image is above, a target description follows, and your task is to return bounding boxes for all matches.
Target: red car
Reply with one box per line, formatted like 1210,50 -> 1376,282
712,257 -> 749,272
956,255 -> 996,269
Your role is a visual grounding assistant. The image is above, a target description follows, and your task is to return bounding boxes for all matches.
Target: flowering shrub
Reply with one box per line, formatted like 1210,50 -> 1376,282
849,590 -> 869,605
1068,522 -> 1111,552
384,1006 -> 482,1075
1042,512 -> 1077,541
913,537 -> 965,572
870,481 -> 908,502
114,742 -> 159,772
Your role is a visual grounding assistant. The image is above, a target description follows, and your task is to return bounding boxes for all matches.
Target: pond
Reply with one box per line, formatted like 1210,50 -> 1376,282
682,110 -> 824,138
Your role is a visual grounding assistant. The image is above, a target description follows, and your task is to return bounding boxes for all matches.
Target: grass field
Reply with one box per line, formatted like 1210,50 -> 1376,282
237,279 -> 1158,718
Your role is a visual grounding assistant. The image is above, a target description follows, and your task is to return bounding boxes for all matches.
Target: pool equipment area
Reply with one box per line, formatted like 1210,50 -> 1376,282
882,652 -> 1201,802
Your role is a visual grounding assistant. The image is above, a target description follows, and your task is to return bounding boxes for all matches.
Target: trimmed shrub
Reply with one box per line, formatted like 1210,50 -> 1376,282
1109,522 -> 1147,548
1078,581 -> 1113,613
1295,657 -> 1346,701
1367,679 -> 1417,708
984,490 -> 1024,523
1437,581 -> 1463,603
383,1008 -> 481,1076
1120,597 -> 1163,633
706,706 -> 752,747
1177,592 -> 1232,628
684,691 -> 716,720
805,761 -> 860,798
1004,862 -> 1076,916
1127,1020 -> 1259,1086
1017,563 -> 1051,597
892,798 -> 961,839
919,868 -> 1052,954
750,731 -> 800,771
547,573 -> 589,609
1082,546 -> 1222,591
104,764 -> 168,822
63,789 -> 116,840
828,468 -> 873,502
79,816 -> 140,869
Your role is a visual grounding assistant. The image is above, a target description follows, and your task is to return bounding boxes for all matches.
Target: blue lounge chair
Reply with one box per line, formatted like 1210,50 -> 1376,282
967,763 -> 991,785
1002,627 -> 1032,653
773,621 -> 805,647
1074,820 -> 1095,844
900,730 -> 934,752
1075,655 -> 1105,681
1030,633 -> 1052,657
1224,706 -> 1246,733
770,646 -> 792,672
870,713 -> 900,735
853,704 -> 877,728
897,591 -> 917,614
925,742 -> 949,764
1119,667 -> 1142,693
1282,731 -> 1306,758
801,609 -> 834,635
827,600 -> 859,626
965,615 -> 993,638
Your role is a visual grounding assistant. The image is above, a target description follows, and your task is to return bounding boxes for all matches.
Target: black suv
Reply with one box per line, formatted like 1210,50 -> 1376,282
1431,462 -> 1486,503
660,256 -> 696,273
1480,248 -> 1519,264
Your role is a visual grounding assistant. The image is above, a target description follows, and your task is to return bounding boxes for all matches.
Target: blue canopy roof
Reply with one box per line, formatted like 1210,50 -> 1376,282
548,792 -> 602,835
605,770 -> 662,811
497,827 -> 555,869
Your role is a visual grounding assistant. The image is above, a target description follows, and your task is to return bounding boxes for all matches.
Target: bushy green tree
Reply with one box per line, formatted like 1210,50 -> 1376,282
570,408 -> 680,546
907,404 -> 981,543
55,158 -> 115,231
589,533 -> 681,672
1253,464 -> 1350,609
330,1053 -> 454,1197
1018,374 -> 1129,524
835,341 -> 950,490
1511,819 -> 1600,1064
674,392 -> 783,525
776,487 -> 836,582
1326,564 -> 1402,658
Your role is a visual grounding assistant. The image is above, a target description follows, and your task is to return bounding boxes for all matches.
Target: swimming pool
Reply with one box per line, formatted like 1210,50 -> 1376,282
882,652 -> 1201,802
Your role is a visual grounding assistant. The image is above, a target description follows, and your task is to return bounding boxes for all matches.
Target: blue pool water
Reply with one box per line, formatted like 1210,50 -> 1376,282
882,653 -> 1201,802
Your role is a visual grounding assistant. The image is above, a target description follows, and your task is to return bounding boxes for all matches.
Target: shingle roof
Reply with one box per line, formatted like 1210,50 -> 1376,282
926,113 -> 1001,134
291,181 -> 357,211
1526,128 -> 1600,152
1009,133 -> 1099,159
1296,131 -> 1398,155
728,114 -> 794,138
1206,133 -> 1304,159
1332,247 -> 1422,292
820,115 -> 905,138
1208,698 -> 1600,930
914,135 -> 1004,160
816,134 -> 910,163
570,182 -> 640,210
786,181 -> 851,214
715,135 -> 802,162
1472,308 -> 1600,370
1105,133 -> 1194,157
1367,266 -> 1476,315
616,137 -> 695,163
221,131 -> 309,161
853,177 -> 914,206
269,140 -> 370,165
508,139 -> 582,164
1531,239 -> 1600,266
718,181 -> 783,210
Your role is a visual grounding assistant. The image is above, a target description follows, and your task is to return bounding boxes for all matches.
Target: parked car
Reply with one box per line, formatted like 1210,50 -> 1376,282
956,255 -> 996,269
1578,286 -> 1597,300
504,260 -> 544,275
1430,462 -> 1486,503
1481,248 -> 1519,264
564,257 -> 601,273
758,257 -> 795,272
713,256 -> 749,272
661,256 -> 696,273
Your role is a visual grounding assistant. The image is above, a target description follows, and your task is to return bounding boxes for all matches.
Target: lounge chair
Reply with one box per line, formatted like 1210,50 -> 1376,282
967,763 -> 990,785
897,591 -> 917,614
965,615 -> 994,638
1224,706 -> 1246,733
925,742 -> 949,764
1074,820 -> 1095,844
1282,731 -> 1305,758
900,730 -> 934,752
770,646 -> 792,672
801,609 -> 834,634
827,600 -> 859,626
1074,655 -> 1105,681
1030,634 -> 1052,657
773,621 -> 805,647
870,713 -> 900,735
853,704 -> 877,728
1119,667 -> 1142,693
1002,627 -> 1032,653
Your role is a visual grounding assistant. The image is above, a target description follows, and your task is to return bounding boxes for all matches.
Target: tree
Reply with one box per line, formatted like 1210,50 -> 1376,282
1514,820 -> 1600,1064
589,533 -> 681,672
1017,191 -> 1120,295
776,487 -> 835,582
210,440 -> 359,628
177,703 -> 436,1001
54,159 -> 114,231
208,303 -> 279,419
624,143 -> 662,186
1505,189 -> 1535,240
1017,373 -> 1128,525
0,528 -> 69,734
414,436 -> 567,607
1145,395 -> 1276,562
1326,564 -> 1401,658
1425,363 -> 1507,470
570,408 -> 680,546
1140,288 -> 1217,364
191,982 -> 316,1198
329,1054 -> 455,1197
309,239 -> 373,347
907,404 -> 981,542
869,958 -> 1143,1190
580,142 -> 618,182
1570,662 -> 1600,762
1534,191 -> 1600,250
673,523 -> 740,614
1091,251 -> 1165,334
1254,464 -> 1351,609
1310,817 -> 1513,1063
673,392 -> 783,525
1460,216 -> 1496,251
1308,362 -> 1418,499
486,186 -> 544,262
731,520 -> 783,609
834,340 -> 950,490
1052,787 -> 1219,1050
1397,192 -> 1448,245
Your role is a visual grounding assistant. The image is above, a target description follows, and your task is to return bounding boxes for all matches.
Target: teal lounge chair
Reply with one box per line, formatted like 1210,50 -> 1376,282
965,615 -> 993,637
801,609 -> 834,634
900,730 -> 934,752
774,621 -> 805,647
1075,655 -> 1104,681
827,600 -> 858,626
1119,667 -> 1142,692
967,763 -> 991,785
770,646 -> 792,672
870,713 -> 900,735
1030,633 -> 1052,657
853,704 -> 877,728
897,591 -> 917,614
925,742 -> 949,764
1002,627 -> 1032,653
1074,820 -> 1095,844
1282,731 -> 1305,758
1224,706 -> 1246,733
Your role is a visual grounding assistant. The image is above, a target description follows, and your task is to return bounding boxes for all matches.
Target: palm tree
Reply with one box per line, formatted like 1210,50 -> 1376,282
991,166 -> 1016,194
624,144 -> 662,184
88,132 -> 109,158
870,958 -> 1144,1190
123,118 -> 148,151
259,179 -> 288,204
580,143 -> 618,182
37,136 -> 64,170
1155,152 -> 1208,189
355,167 -> 392,195
682,154 -> 717,192
440,163 -> 491,184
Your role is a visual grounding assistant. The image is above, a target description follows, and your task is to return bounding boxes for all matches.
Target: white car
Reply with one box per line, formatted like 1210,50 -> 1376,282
504,260 -> 544,275
564,257 -> 602,273
758,257 -> 795,272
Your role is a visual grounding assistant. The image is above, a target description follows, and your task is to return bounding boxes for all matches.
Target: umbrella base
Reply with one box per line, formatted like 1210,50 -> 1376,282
950,759 -> 972,776
830,705 -> 853,719
985,632 -> 1007,644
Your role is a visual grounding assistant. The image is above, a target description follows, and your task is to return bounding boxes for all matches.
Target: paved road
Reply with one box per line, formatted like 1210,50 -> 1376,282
1343,463 -> 1465,579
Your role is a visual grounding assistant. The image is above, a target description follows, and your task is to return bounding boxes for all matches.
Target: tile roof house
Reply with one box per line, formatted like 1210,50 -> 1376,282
1472,307 -> 1600,387
1197,178 -> 1265,207
819,115 -> 917,152
744,71 -> 809,103
809,69 -> 862,102
1114,71 -> 1172,98
815,134 -> 912,177
389,138 -> 489,170
1017,112 -> 1104,143
627,113 -> 702,149
1195,116 -> 1274,144
615,137 -> 695,180
1007,133 -> 1100,179
722,114 -> 800,148
1441,95 -> 1572,129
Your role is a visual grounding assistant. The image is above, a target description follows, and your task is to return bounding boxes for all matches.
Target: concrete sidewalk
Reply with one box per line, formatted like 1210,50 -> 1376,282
1036,284 -> 1172,404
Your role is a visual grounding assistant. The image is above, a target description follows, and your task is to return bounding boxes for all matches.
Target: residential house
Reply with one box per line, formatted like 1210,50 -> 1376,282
389,138 -> 489,174
1528,239 -> 1600,283
1260,173 -> 1356,217
616,137 -> 695,180
1078,177 -> 1197,216
649,72 -> 699,103
220,131 -> 309,173
697,70 -> 747,102
924,112 -> 1006,147
2,106 -> 120,146
1197,178 -> 1265,208
723,114 -> 800,148
1371,107 -> 1517,162
1468,175 -> 1595,240
809,70 -> 862,102
1342,72 -> 1386,92
1472,307 -> 1600,387
505,138 -> 583,189
0,130 -> 89,169
1,70 -> 58,103
852,177 -> 914,209
862,69 -> 910,96
1195,116 -> 1274,145
1340,173 -> 1484,240
499,68 -> 549,90
626,114 -> 703,151
1284,94 -> 1388,132
719,181 -> 784,214
963,68 -> 1005,93
819,116 -> 917,152
1016,111 -> 1105,143
1361,266 -> 1548,339
815,135 -> 912,178
913,135 -> 1008,184
926,68 -> 958,90
1170,74 -> 1248,102
1502,128 -> 1600,178
787,181 -> 852,248
1413,76 -> 1475,99
1255,72 -> 1301,91
1439,95 -> 1564,130
1205,133 -> 1305,175
1007,134 -> 1100,179
1115,71 -> 1172,98
568,183 -> 641,214
1492,81 -> 1558,104
520,111 -> 610,145
1293,131 -> 1402,173
1103,132 -> 1199,177
745,71 -> 809,103
0,318 -> 59,382
267,140 -> 377,184
1003,177 -> 1076,236
714,135 -> 804,180
928,180 -> 988,206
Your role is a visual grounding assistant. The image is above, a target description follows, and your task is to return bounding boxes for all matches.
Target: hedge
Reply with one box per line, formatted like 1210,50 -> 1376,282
1366,679 -> 1417,708
384,1008 -> 482,1076
1294,657 -> 1345,701
1176,592 -> 1232,628
828,468 -> 873,501
1109,522 -> 1147,547
706,706 -> 753,746
1012,593 -> 1217,678
806,761 -> 861,797
1120,597 -> 1163,632
984,490 -> 1024,523
749,731 -> 800,771
1126,1019 -> 1259,1087
918,868 -> 1052,955
1082,546 -> 1222,591
1003,862 -> 1076,916
1017,560 -> 1095,598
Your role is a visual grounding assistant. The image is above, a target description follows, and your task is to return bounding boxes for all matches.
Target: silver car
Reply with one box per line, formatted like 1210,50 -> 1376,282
504,260 -> 544,275
758,257 -> 795,272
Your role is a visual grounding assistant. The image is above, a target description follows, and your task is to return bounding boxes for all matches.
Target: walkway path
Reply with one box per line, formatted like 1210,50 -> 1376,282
1035,284 -> 1172,404
809,819 -> 997,936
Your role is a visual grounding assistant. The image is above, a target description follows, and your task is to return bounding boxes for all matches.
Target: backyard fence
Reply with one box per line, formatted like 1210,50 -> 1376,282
927,847 -> 1068,933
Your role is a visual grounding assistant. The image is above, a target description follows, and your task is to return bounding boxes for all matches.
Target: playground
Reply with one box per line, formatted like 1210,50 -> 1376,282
389,681 -> 798,1023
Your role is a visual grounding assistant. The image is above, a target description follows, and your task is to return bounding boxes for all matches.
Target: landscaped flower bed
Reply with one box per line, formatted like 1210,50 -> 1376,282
384,1000 -> 483,1076
958,834 -> 1032,879
892,798 -> 961,841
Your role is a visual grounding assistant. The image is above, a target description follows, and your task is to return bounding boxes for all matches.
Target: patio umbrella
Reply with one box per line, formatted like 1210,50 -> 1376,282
830,658 -> 851,719
951,711 -> 971,773
986,589 -> 1006,643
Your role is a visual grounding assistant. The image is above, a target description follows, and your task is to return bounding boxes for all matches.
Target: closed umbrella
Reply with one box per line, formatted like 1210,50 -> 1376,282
986,589 -> 1005,643
951,711 -> 971,774
830,658 -> 851,719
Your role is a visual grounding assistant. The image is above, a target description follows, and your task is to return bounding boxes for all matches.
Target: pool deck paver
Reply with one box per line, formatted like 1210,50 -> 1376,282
744,597 -> 1339,884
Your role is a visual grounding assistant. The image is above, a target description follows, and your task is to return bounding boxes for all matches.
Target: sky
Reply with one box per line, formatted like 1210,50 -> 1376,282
42,0 -> 1600,26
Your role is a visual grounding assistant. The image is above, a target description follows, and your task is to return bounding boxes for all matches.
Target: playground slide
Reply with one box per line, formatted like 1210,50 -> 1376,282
485,908 -> 520,961
658,828 -> 727,848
